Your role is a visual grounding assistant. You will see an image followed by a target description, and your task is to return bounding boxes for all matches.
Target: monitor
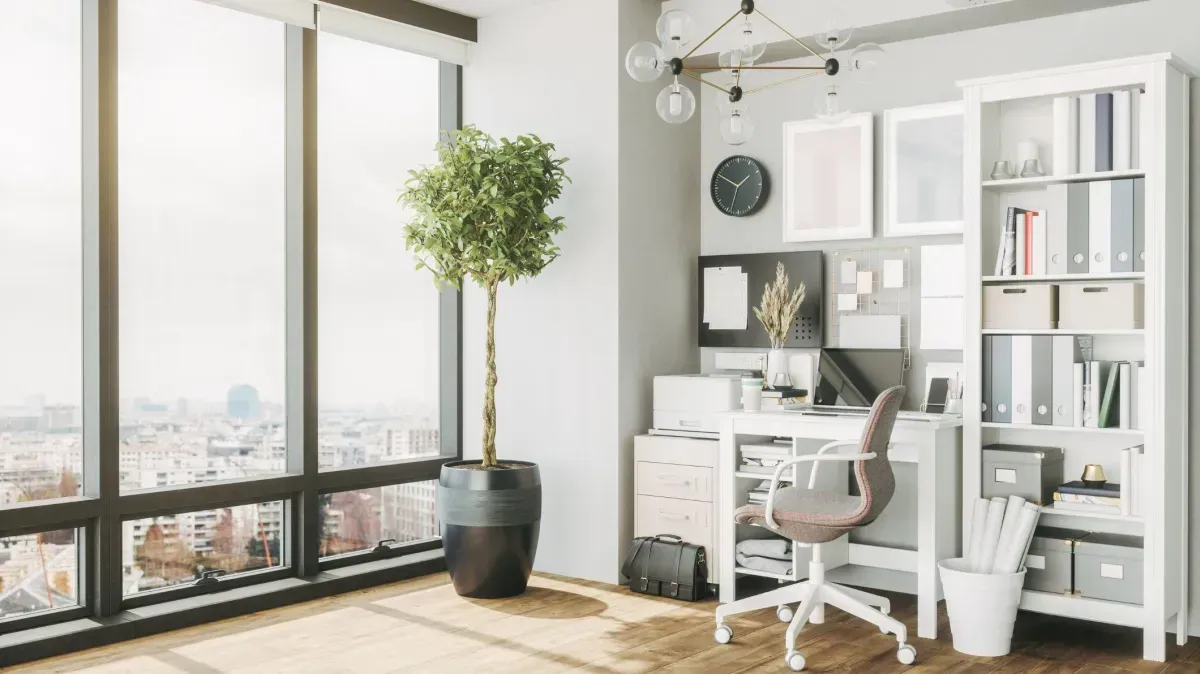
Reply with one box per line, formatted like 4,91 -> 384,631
812,348 -> 906,409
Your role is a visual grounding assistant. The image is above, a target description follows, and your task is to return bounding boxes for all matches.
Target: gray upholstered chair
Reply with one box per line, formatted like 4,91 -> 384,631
713,386 -> 915,671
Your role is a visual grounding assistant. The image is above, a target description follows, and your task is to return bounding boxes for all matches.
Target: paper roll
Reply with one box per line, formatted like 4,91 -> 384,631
993,495 -> 1027,569
994,503 -> 1042,574
966,498 -> 991,569
974,497 -> 1009,573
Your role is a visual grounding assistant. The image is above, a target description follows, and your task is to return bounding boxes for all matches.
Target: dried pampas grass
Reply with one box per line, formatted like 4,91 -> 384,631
753,262 -> 806,349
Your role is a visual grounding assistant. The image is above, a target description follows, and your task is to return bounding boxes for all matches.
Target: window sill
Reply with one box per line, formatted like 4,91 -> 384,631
0,547 -> 445,668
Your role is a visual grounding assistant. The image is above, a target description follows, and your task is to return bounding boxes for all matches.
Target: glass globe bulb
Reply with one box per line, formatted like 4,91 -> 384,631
625,41 -> 666,82
656,9 -> 696,56
656,80 -> 696,124
739,16 -> 767,62
815,84 -> 850,123
719,100 -> 754,145
849,42 -> 885,76
818,23 -> 853,54
718,48 -> 748,80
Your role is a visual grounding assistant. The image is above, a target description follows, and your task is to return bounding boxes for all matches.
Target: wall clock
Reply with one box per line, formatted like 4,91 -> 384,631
710,155 -> 768,217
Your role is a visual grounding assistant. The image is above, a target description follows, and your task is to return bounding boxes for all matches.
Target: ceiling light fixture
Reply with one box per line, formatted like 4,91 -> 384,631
624,0 -> 885,145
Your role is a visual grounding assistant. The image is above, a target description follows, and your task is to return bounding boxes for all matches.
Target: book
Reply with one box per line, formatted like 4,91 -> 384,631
1017,211 -> 1027,276
1072,362 -> 1084,427
762,389 -> 807,398
1135,363 -> 1147,430
1001,207 -> 1026,276
1095,92 -> 1114,172
1118,362 -> 1131,430
1098,361 -> 1120,428
1084,361 -> 1099,428
1031,211 -> 1047,275
1058,480 -> 1121,498
1054,492 -> 1121,506
1113,89 -> 1133,171
1051,500 -> 1122,515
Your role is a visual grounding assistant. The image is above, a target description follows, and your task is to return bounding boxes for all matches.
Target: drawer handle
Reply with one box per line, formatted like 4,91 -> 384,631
678,420 -> 701,428
658,510 -> 691,521
1001,288 -> 1027,294
1082,287 -> 1110,293
656,475 -> 692,486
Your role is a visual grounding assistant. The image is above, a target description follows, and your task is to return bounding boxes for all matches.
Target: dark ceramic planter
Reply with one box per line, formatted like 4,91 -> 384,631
438,460 -> 541,598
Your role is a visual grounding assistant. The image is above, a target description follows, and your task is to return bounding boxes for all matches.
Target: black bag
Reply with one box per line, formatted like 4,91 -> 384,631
620,534 -> 707,601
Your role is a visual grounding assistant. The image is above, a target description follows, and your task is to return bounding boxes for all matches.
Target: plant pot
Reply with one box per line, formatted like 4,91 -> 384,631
766,349 -> 792,390
438,460 -> 541,598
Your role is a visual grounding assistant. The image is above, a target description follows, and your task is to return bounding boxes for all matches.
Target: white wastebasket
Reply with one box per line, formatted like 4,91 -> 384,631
938,557 -> 1026,657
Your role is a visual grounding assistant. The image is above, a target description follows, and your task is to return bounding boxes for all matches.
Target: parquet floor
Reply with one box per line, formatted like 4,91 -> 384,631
12,572 -> 1200,673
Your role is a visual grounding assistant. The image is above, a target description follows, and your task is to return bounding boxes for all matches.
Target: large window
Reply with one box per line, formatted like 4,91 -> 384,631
117,0 -> 287,488
317,32 -> 442,470
0,1 -> 83,504
0,529 -> 79,620
320,480 -> 438,558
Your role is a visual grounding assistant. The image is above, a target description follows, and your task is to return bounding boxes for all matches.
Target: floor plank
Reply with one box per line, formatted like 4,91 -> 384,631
9,572 -> 1192,673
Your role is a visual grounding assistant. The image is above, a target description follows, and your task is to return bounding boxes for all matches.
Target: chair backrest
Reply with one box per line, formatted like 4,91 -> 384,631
849,385 -> 906,526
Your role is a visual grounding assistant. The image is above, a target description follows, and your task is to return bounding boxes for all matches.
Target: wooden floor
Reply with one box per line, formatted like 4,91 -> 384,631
12,573 -> 1200,673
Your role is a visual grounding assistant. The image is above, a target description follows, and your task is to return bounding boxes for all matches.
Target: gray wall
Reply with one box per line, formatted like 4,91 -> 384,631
696,0 -> 1200,635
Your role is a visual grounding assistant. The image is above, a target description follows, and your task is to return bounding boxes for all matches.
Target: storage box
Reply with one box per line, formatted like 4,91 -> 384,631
1058,283 -> 1144,330
1074,533 -> 1144,604
1024,527 -> 1089,594
982,444 -> 1065,505
983,285 -> 1058,330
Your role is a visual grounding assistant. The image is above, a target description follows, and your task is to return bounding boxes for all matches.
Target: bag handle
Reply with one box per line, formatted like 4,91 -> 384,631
654,533 -> 682,541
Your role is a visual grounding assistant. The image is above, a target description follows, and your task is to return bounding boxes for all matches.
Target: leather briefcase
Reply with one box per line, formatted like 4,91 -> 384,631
620,534 -> 707,601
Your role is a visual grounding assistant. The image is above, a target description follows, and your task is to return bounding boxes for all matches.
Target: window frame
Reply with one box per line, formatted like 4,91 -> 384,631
0,0 -> 463,660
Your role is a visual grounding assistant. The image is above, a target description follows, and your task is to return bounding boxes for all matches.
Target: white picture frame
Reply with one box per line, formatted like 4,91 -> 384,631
883,101 -> 964,237
782,113 -> 873,243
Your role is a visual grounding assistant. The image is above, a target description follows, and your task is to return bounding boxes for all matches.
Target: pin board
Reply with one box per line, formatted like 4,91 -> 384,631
698,251 -> 824,348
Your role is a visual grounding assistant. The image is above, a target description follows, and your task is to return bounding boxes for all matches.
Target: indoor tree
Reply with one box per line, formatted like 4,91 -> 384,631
400,126 -> 569,469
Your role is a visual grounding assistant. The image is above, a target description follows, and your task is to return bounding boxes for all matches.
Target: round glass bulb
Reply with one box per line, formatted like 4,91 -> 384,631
739,17 -> 767,62
718,48 -> 748,80
625,41 -> 666,82
849,42 -> 885,76
656,80 -> 696,124
819,24 -> 853,53
814,84 -> 850,123
656,9 -> 696,55
719,100 -> 754,145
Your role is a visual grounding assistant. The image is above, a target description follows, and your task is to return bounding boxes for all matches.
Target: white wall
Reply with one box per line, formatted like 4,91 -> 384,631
696,0 -> 1200,634
463,0 -> 700,584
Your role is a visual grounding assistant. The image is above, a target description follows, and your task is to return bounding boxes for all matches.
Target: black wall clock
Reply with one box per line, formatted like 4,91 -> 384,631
710,155 -> 768,217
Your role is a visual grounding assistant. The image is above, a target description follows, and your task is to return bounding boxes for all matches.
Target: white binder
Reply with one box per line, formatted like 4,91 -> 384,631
1079,93 -> 1097,172
1052,96 -> 1079,176
1045,185 -> 1069,275
1089,180 -> 1112,273
1051,335 -> 1077,427
1011,335 -> 1033,424
1113,90 -> 1133,171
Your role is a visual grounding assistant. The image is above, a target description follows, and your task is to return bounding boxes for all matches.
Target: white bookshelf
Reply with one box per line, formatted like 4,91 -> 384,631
960,54 -> 1191,661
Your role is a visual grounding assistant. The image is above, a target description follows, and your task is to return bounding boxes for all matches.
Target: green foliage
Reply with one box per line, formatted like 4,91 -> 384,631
400,126 -> 570,291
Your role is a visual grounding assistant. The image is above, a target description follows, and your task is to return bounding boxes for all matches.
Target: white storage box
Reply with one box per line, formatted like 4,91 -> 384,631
1058,283 -> 1144,330
983,285 -> 1058,330
652,374 -> 742,434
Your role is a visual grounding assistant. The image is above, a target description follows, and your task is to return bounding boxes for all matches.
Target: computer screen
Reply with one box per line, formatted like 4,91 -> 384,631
813,348 -> 906,408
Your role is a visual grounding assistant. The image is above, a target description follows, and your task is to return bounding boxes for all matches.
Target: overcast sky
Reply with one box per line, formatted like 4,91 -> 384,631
0,0 -> 439,412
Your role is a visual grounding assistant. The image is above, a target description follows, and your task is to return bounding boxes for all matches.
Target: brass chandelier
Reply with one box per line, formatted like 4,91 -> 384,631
624,0 -> 884,144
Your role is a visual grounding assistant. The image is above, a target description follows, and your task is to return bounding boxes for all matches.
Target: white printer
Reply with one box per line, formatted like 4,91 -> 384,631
652,374 -> 743,434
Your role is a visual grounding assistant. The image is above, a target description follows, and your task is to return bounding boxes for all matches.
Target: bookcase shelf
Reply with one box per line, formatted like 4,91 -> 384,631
980,328 -> 1143,336
982,169 -> 1146,191
982,272 -> 1145,284
1037,505 -> 1144,524
981,422 -> 1144,437
1019,590 -> 1143,628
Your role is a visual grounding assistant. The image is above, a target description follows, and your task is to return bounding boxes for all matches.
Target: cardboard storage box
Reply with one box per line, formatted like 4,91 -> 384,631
982,444 -> 1064,506
1058,283 -> 1144,330
983,284 -> 1058,330
1024,527 -> 1090,594
1074,533 -> 1144,605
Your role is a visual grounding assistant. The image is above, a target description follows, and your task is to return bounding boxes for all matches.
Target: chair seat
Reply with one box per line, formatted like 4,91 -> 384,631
734,488 -> 864,544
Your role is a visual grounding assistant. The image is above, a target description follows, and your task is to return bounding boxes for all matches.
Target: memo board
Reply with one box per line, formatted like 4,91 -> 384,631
698,251 -> 824,348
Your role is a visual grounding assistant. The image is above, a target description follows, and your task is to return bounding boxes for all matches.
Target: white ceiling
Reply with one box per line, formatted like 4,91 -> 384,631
419,0 -> 546,19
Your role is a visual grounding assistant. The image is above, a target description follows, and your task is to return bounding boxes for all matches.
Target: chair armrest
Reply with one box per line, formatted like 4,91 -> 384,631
809,439 -> 862,489
763,453 -> 877,530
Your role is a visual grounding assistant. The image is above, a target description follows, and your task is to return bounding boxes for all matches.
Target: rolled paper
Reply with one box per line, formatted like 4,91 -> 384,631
974,497 -> 1009,573
994,502 -> 1041,574
993,495 -> 1028,570
966,498 -> 991,570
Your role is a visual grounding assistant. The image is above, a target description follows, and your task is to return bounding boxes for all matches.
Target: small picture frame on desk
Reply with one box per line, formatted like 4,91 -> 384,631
782,113 -> 873,243
883,102 -> 964,237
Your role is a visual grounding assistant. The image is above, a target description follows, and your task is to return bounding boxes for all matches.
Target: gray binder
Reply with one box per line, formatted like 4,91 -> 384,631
1067,182 -> 1090,274
992,335 -> 1012,423
1031,336 -> 1053,425
1133,177 -> 1145,272
1095,92 -> 1113,172
1051,335 -> 1079,426
982,336 -> 993,423
1110,179 -> 1134,272
1045,184 -> 1070,274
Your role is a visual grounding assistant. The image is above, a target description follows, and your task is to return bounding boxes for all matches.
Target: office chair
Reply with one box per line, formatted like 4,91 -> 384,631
713,385 -> 914,671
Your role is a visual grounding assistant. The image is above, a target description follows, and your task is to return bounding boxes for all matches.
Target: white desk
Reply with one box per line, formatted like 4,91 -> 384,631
718,410 -> 963,640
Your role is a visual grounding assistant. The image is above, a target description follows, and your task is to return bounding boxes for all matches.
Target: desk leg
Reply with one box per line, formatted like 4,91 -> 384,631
719,418 -> 737,604
916,439 -> 937,640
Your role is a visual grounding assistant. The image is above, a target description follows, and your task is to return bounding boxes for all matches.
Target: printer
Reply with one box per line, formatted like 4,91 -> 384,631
652,374 -> 743,434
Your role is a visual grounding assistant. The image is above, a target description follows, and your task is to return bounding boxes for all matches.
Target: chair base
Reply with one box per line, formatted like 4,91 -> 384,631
714,555 -> 915,670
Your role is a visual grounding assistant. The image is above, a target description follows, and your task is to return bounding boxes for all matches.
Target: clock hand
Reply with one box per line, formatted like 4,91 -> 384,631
731,183 -> 741,209
719,174 -> 739,187
736,174 -> 751,187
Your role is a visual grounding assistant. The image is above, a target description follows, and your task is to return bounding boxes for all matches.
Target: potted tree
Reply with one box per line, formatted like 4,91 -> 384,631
401,126 -> 568,598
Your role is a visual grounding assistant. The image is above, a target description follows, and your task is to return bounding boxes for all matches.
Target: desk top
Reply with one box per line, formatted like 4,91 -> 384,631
721,409 -> 964,431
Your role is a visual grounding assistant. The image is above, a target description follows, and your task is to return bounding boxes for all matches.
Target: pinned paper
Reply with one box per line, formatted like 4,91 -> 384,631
840,260 -> 857,285
837,294 -> 857,312
883,259 -> 904,289
703,266 -> 748,330
856,271 -> 873,294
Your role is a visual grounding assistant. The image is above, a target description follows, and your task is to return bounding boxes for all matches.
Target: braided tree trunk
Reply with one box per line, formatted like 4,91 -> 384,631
481,278 -> 499,468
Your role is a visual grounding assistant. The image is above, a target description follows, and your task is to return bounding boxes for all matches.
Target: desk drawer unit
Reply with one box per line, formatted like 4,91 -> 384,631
635,495 -> 713,559
636,462 -> 712,501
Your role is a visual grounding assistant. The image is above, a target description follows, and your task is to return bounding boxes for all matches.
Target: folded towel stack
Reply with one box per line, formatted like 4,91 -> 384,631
735,538 -> 793,576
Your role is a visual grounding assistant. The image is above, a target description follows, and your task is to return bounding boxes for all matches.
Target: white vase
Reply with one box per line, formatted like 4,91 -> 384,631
765,349 -> 791,390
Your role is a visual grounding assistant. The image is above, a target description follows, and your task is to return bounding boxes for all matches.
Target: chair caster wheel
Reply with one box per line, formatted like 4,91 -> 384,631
786,651 -> 806,671
897,644 -> 916,665
714,624 -> 733,645
777,605 -> 794,623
